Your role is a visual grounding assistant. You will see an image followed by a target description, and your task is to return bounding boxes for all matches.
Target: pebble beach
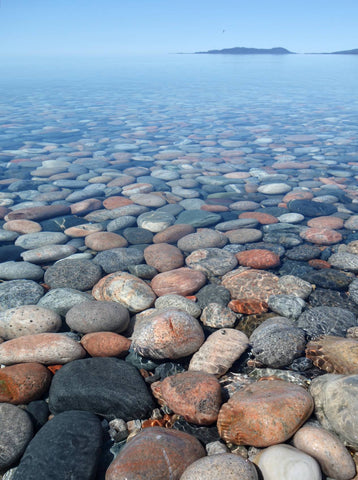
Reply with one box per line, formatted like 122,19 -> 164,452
1,55 -> 358,479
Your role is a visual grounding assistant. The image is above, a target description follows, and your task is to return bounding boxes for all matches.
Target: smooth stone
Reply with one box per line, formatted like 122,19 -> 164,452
278,212 -> 305,223
37,288 -> 93,316
132,308 -> 204,360
130,192 -> 167,207
288,199 -> 337,217
137,211 -> 175,232
306,335 -> 358,375
15,231 -> 68,249
215,218 -> 259,231
293,424 -> 356,480
297,306 -> 357,339
236,249 -> 280,269
300,227 -> 342,245
0,333 -> 86,365
64,223 -> 104,237
254,444 -> 321,480
93,247 -> 144,274
44,259 -> 102,291
189,328 -> 249,377
200,303 -> 238,328
304,269 -> 354,291
5,204 -> 71,221
122,226 -> 154,244
12,410 -> 103,480
249,317 -> 306,368
21,244 -> 77,263
106,426 -> 205,480
0,261 -> 44,281
328,252 -> 358,272
308,288 -> 358,315
278,274 -> 312,299
151,267 -> 207,297
225,228 -> 263,243
84,231 -> 128,251
267,294 -> 306,318
153,224 -> 195,244
144,243 -> 184,272
0,363 -> 52,404
307,216 -> 344,229
92,271 -> 156,312
106,215 -> 137,232
344,215 -> 358,230
229,200 -> 260,211
154,294 -> 201,318
185,248 -> 238,277
49,357 -> 155,420
69,198 -> 103,215
180,453 -> 258,480
257,183 -> 291,194
0,280 -> 44,312
0,245 -> 24,263
0,403 -> 33,470
0,231 -> 19,243
177,229 -> 228,252
175,210 -> 221,227
3,219 -> 42,234
285,244 -> 321,261
154,371 -> 222,425
179,198 -> 205,209
65,300 -> 129,333
196,284 -> 231,308
128,264 -> 158,279
0,305 -> 62,339
239,212 -> 279,225
310,374 -> 358,449
217,379 -> 314,447
80,332 -> 131,357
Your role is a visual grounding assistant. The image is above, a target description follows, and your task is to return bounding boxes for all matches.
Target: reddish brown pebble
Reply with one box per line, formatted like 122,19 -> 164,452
3,220 -> 42,234
308,259 -> 331,269
306,335 -> 358,374
0,362 -> 52,404
151,267 -> 206,297
80,332 -> 131,357
69,198 -> 103,216
153,371 -> 222,425
217,378 -> 314,447
144,243 -> 184,272
235,249 -> 280,269
239,212 -> 278,224
229,299 -> 269,315
85,232 -> 128,251
307,216 -> 344,230
64,223 -> 104,237
200,204 -> 229,212
5,204 -> 70,222
152,224 -> 195,244
300,227 -> 342,245
283,191 -> 314,202
105,426 -> 205,480
103,196 -> 134,209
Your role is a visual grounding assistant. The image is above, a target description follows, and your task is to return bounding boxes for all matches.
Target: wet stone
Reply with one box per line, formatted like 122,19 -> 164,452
185,248 -> 238,277
37,288 -> 93,317
0,261 -> 44,281
279,259 -> 314,278
200,303 -> 238,328
0,245 -> 25,262
177,229 -> 228,252
93,247 -> 144,274
196,284 -> 231,308
122,226 -> 153,244
65,300 -> 129,333
285,244 -> 322,261
44,259 -> 102,291
297,306 -> 357,339
225,228 -> 263,244
106,215 -> 137,232
0,280 -> 44,311
128,264 -> 158,279
154,294 -> 201,318
144,243 -> 184,272
152,223 -> 195,244
175,209 -> 221,227
137,210 -> 175,232
303,268 -> 354,290
288,199 -> 337,217
328,252 -> 358,272
268,294 -> 306,319
308,288 -> 358,314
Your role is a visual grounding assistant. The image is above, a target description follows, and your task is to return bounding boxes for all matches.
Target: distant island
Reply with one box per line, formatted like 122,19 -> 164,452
195,47 -> 294,55
192,46 -> 358,55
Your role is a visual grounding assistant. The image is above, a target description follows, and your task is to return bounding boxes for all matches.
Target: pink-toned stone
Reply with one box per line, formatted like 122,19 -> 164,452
69,198 -> 103,215
200,204 -> 229,212
235,249 -> 280,269
151,224 -> 194,243
106,175 -> 135,188
144,243 -> 184,272
4,204 -> 70,222
122,183 -> 153,196
64,223 -> 104,237
151,267 -> 206,297
300,227 -> 342,245
130,193 -> 166,207
105,426 -> 205,480
283,191 -> 314,203
85,232 -> 128,250
103,196 -> 134,209
3,219 -> 42,234
0,206 -> 10,219
229,299 -> 269,315
153,371 -> 222,425
239,212 -> 278,225
80,332 -> 131,357
307,216 -> 344,230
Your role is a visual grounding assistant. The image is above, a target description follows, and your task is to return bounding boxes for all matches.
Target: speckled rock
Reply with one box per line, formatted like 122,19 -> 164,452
253,444 -> 321,480
0,403 -> 33,470
92,271 -> 156,312
300,227 -> 342,245
152,224 -> 195,244
0,261 -> 44,281
250,317 -> 306,368
285,244 -> 321,261
200,303 -> 238,328
293,424 -> 356,480
21,244 -> 78,263
93,246 -> 144,274
306,335 -> 358,374
49,357 -> 155,420
151,267 -> 207,297
224,228 -> 263,244
0,305 -> 62,339
12,410 -> 103,480
189,328 -> 249,377
80,331 -> 131,357
185,248 -> 238,277
144,243 -> 184,272
288,199 -> 337,217
15,231 -> 68,249
310,374 -> 358,449
267,294 -> 306,318
154,294 -> 201,318
122,226 -> 154,245
0,363 -> 52,404
132,308 -> 204,360
0,333 -> 86,365
304,268 -> 354,291
218,379 -> 314,447
328,252 -> 358,272
37,288 -> 93,316
297,306 -> 357,339
137,210 -> 175,232
44,259 -> 102,291
307,216 -> 344,230
65,300 -> 129,334
106,426 -> 205,480
84,231 -> 128,250
180,453 -> 258,480
239,211 -> 279,225
278,275 -> 312,299
236,249 -> 280,269
177,228 -> 228,252
196,284 -> 231,308
153,371 -> 222,425
0,280 -> 44,312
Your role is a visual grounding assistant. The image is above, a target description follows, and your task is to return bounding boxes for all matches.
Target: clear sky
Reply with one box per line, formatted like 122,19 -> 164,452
0,0 -> 358,57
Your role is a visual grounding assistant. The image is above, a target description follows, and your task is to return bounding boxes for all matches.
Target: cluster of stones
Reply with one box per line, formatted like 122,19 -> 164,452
1,133 -> 358,478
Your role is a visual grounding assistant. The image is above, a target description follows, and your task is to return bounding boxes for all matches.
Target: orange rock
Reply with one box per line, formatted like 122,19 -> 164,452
64,223 -> 104,237
307,216 -> 344,230
4,204 -> 70,222
0,363 -> 52,404
300,227 -> 342,245
283,191 -> 314,203
153,371 -> 222,425
235,249 -> 280,269
151,267 -> 206,297
69,198 -> 103,216
239,212 -> 278,225
217,378 -> 314,447
103,196 -> 134,209
106,426 -> 205,480
47,365 -> 62,374
144,243 -> 184,272
308,259 -> 331,269
84,231 -> 128,250
152,224 -> 195,244
200,205 -> 229,212
229,299 -> 268,315
80,331 -> 131,357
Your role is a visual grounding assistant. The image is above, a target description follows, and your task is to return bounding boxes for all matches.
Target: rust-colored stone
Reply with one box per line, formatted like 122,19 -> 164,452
80,331 -> 131,357
239,212 -> 278,225
235,249 -> 280,269
103,196 -> 134,209
152,224 -> 195,244
306,335 -> 358,374
0,363 -> 51,404
144,243 -> 184,272
229,299 -> 269,315
151,267 -> 206,297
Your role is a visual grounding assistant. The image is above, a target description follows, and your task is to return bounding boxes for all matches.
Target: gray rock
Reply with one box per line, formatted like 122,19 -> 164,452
178,229 -> 228,253
137,211 -> 175,232
180,453 -> 258,480
44,259 -> 102,291
0,280 -> 44,312
155,294 -> 201,318
65,300 -> 129,333
268,294 -> 306,319
0,261 -> 44,281
14,231 -> 68,249
175,209 -> 221,228
37,288 -> 93,317
106,215 -> 137,232
93,247 -> 144,274
185,248 -> 238,277
328,252 -> 358,272
200,303 -> 238,328
297,306 -> 357,339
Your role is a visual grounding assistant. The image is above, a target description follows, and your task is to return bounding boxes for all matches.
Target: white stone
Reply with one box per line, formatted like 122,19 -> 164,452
257,183 -> 292,195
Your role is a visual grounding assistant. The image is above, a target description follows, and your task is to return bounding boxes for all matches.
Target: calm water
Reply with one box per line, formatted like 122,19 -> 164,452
0,54 -> 358,164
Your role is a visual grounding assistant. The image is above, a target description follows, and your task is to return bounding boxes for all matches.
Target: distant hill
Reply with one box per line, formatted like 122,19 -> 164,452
194,47 -> 294,55
330,48 -> 358,54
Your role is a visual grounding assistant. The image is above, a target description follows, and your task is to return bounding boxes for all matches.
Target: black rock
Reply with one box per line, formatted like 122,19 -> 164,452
172,418 -> 220,444
303,269 -> 354,291
0,245 -> 25,262
123,227 -> 154,245
279,259 -> 314,278
93,247 -> 144,274
49,357 -> 156,420
26,400 -> 50,431
13,410 -> 103,480
308,288 -> 358,315
285,244 -> 321,261
288,199 -> 337,217
196,284 -> 231,308
297,306 -> 357,339
44,259 -> 102,291
40,215 -> 85,232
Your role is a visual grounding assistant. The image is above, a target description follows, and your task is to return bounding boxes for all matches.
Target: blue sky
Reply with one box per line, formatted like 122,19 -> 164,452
0,0 -> 358,57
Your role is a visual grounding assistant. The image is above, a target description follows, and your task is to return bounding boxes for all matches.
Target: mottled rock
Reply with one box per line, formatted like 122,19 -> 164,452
0,280 -> 44,311
93,247 -> 144,274
185,248 -> 238,277
201,303 -> 238,328
153,224 -> 195,244
180,453 -> 258,480
224,228 -> 263,244
300,227 -> 342,245
151,267 -> 207,297
44,259 -> 102,291
306,335 -> 358,374
0,305 -> 62,339
297,306 -> 357,339
155,294 -> 201,317
236,249 -> 280,269
37,288 -> 93,316
177,229 -> 228,253
0,261 -> 44,281
21,244 -> 77,263
144,243 -> 184,272
15,231 -> 68,249
0,363 -> 51,404
84,231 -> 128,250
65,300 -> 129,333
328,252 -> 358,272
